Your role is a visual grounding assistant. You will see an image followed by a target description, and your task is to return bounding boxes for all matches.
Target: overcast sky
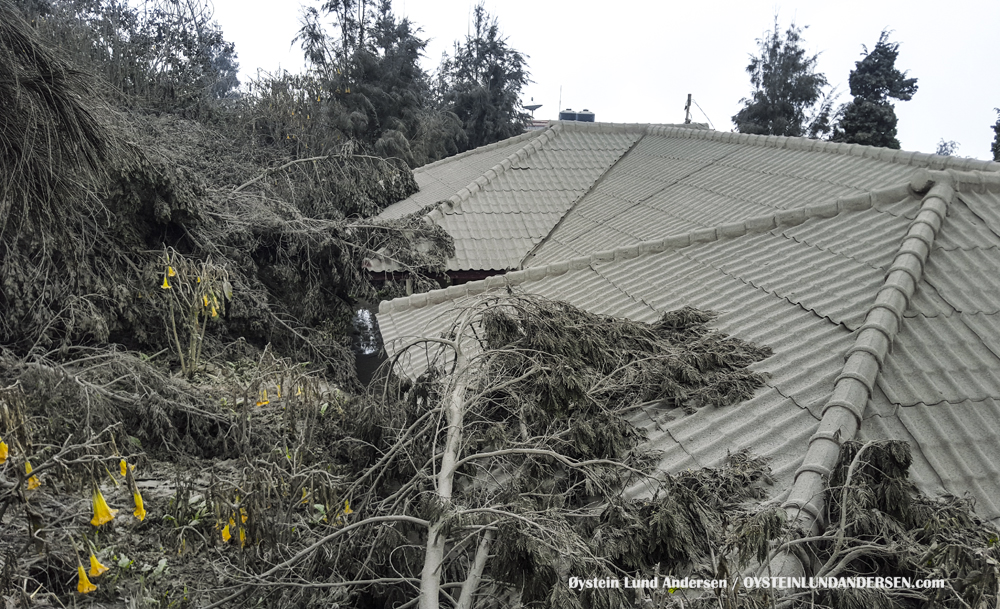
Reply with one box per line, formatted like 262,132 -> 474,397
210,0 -> 1000,160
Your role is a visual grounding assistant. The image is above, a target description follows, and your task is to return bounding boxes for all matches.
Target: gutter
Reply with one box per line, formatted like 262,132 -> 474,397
771,169 -> 956,576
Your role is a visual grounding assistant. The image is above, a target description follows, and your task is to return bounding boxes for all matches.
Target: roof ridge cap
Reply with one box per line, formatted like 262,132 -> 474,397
776,174 -> 957,574
379,181 -> 914,316
555,121 -> 707,133
412,129 -> 542,175
647,128 -> 1000,172
913,168 -> 1000,192
424,123 -> 564,223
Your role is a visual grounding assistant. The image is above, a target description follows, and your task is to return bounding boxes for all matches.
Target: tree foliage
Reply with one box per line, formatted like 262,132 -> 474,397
733,20 -> 833,138
935,139 -> 959,157
215,296 -> 774,608
439,2 -> 531,151
12,0 -> 240,113
292,0 -> 473,166
0,0 -> 450,382
992,109 -> 1000,161
832,30 -> 918,149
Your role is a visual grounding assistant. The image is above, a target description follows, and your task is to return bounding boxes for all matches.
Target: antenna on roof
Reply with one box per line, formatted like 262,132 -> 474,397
684,94 -> 692,124
691,97 -> 716,130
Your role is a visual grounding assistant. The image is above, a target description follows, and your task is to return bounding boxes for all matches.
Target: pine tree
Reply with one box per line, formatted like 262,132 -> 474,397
440,3 -> 530,151
992,110 -> 1000,161
832,30 -> 917,149
732,20 -> 831,138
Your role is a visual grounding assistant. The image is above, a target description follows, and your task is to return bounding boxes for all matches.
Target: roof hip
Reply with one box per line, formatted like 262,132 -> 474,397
770,172 -> 958,578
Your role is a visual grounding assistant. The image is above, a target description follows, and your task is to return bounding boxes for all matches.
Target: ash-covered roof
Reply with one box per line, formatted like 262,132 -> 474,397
373,121 -> 998,273
375,123 -> 1000,527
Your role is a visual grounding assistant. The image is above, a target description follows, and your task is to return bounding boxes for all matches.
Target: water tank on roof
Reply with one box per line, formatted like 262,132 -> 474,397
559,108 -> 577,121
576,109 -> 595,122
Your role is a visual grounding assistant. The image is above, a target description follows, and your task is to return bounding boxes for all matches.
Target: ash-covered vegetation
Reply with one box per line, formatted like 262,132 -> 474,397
1,1 -> 998,607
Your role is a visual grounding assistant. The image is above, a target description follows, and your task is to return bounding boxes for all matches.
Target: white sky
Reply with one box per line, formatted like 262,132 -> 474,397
210,0 -> 1000,160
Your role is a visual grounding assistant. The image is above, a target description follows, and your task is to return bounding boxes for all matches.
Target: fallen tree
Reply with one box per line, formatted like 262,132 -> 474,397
203,295 -> 775,608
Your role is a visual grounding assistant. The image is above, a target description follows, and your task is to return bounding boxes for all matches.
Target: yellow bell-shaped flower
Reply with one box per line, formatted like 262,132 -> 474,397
343,500 -> 353,516
77,565 -> 97,593
91,488 -> 118,526
0,439 -> 8,465
161,276 -> 171,290
221,517 -> 235,542
25,461 -> 40,490
167,266 -> 176,277
119,459 -> 128,477
89,553 -> 109,577
133,491 -> 146,521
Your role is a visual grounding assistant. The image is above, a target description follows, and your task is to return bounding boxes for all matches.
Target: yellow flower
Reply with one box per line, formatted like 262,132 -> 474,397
91,488 -> 118,526
77,565 -> 97,594
343,500 -> 353,516
210,304 -> 218,318
133,491 -> 146,521
0,439 -> 7,465
119,459 -> 127,477
161,276 -> 171,290
196,276 -> 201,283
240,507 -> 247,524
239,527 -> 246,547
296,386 -> 303,396
25,461 -> 40,490
256,389 -> 269,407
88,553 -> 109,577
222,517 -> 234,542
167,266 -> 176,277
203,294 -> 209,308
276,384 -> 282,399
301,488 -> 309,504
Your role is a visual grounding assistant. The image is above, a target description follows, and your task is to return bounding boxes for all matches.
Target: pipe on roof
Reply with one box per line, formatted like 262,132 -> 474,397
769,171 -> 956,578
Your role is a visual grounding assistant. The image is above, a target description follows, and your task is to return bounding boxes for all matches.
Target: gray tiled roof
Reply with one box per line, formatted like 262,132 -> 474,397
377,166 -> 1000,524
374,121 -> 1000,273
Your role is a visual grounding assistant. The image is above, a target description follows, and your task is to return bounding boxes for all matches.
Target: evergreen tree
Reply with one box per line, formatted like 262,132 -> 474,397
440,2 -> 530,151
733,20 -> 831,138
293,0 -> 464,165
992,109 -> 1000,162
832,30 -> 917,149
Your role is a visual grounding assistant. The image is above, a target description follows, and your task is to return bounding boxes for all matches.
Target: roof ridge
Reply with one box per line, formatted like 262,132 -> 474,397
547,121 -> 1000,172
640,125 -> 1000,173
914,168 -> 1000,192
554,121 -> 708,134
378,181 -> 915,315
424,123 -> 565,223
412,129 -> 542,175
518,131 -> 648,269
773,173 -> 957,576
